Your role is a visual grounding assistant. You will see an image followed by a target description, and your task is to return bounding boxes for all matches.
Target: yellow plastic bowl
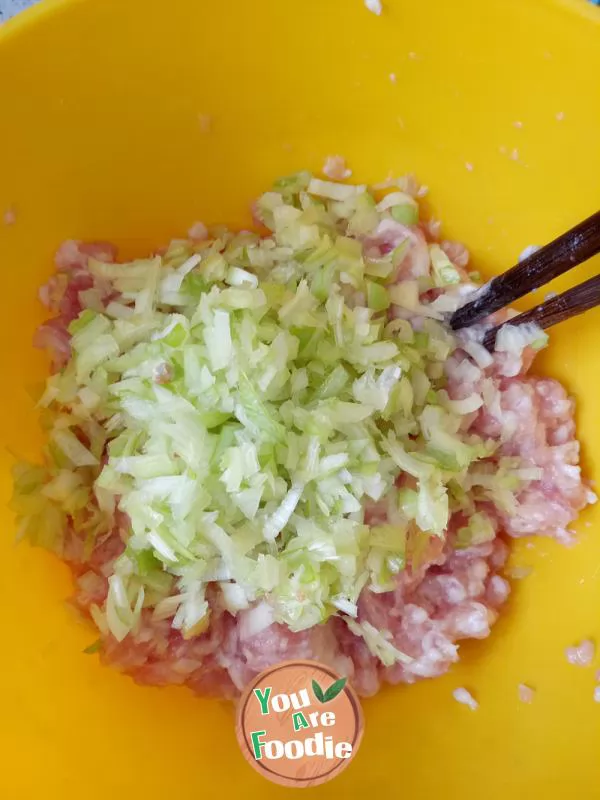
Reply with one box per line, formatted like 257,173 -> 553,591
1,0 -> 599,796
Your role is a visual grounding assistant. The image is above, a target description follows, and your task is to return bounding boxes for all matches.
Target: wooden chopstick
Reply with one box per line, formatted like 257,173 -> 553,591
450,210 -> 600,330
482,273 -> 600,351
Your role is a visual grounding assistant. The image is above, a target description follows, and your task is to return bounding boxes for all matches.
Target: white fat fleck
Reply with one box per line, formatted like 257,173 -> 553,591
594,686 -> 600,703
364,0 -> 383,14
453,688 -> 478,710
513,120 -> 524,129
465,162 -> 474,172
556,111 -> 565,121
510,148 -> 520,161
518,244 -> 540,262
389,72 -> 397,83
239,601 -> 274,639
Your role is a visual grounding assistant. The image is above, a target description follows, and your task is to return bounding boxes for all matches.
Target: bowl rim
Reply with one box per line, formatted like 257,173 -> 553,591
0,0 -> 598,49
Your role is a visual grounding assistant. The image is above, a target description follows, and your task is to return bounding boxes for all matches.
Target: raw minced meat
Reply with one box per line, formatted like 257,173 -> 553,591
565,639 -> 595,666
322,155 -> 352,181
3,206 -> 16,225
453,687 -> 478,710
518,683 -> 535,703
68,527 -> 509,696
52,249 -> 588,697
18,174 -> 593,700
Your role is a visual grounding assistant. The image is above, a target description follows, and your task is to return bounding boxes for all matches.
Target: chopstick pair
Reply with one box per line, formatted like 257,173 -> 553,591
449,210 -> 600,350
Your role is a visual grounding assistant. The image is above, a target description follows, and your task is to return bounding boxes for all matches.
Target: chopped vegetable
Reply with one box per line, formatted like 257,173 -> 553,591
345,618 -> 412,666
14,168 -> 592,699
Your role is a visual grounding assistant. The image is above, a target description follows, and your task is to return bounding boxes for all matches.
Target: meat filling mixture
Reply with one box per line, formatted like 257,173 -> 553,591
12,170 -> 594,698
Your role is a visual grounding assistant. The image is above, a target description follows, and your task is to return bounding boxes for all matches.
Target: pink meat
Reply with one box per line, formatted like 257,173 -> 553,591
68,517 -> 512,698
54,240 -> 117,271
441,239 -> 470,269
365,219 -> 431,280
472,376 -> 590,539
65,338 -> 588,698
42,232 -> 591,700
35,241 -> 118,369
33,317 -> 73,370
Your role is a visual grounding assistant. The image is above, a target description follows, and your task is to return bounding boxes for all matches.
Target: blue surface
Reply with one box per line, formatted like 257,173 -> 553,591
0,0 -> 39,20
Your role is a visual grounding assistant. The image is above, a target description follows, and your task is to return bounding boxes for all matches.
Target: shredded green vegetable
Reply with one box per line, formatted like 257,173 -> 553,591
11,171 -> 542,656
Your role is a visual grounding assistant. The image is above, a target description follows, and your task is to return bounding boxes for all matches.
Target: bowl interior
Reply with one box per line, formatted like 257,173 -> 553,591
0,0 -> 599,797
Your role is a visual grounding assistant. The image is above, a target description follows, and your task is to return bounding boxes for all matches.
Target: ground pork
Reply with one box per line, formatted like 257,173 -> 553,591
37,236 -> 591,698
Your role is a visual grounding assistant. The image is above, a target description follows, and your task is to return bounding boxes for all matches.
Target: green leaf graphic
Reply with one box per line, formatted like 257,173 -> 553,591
323,677 -> 347,702
312,679 -> 325,703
